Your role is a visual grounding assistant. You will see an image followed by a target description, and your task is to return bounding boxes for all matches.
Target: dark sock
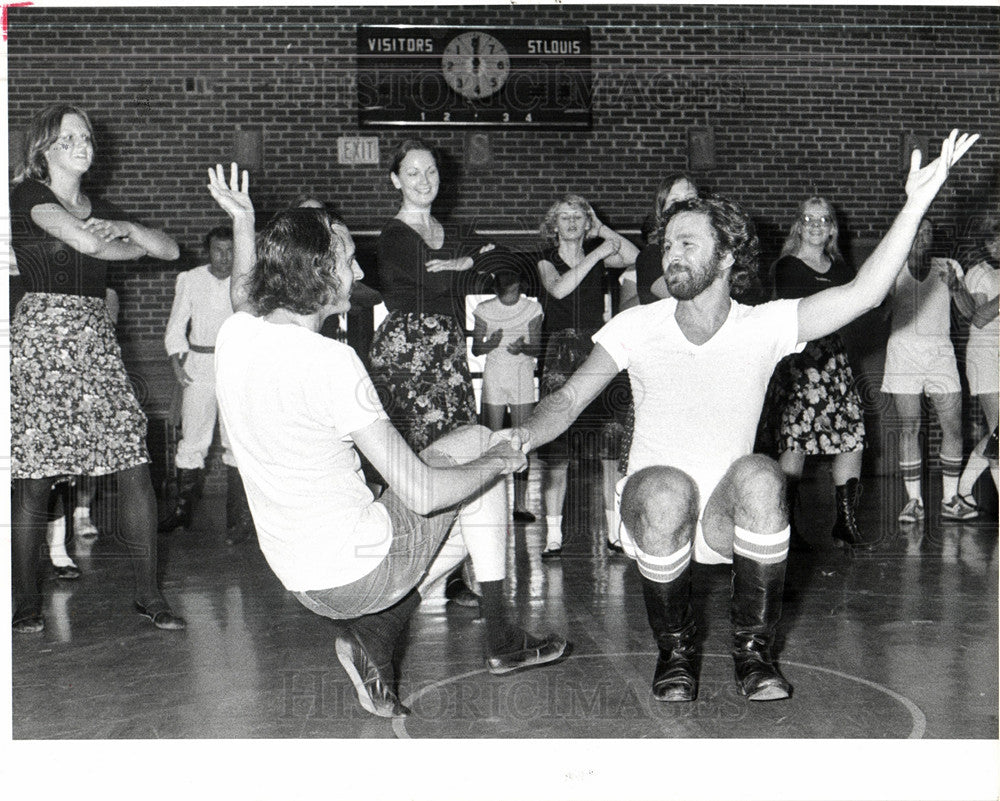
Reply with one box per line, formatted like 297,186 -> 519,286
479,579 -> 523,655
348,589 -> 421,670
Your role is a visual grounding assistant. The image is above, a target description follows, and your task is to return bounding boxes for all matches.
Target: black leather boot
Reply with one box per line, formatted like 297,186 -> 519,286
831,478 -> 866,549
641,566 -> 698,702
731,554 -> 791,701
225,466 -> 255,545
785,477 -> 812,552
157,467 -> 202,532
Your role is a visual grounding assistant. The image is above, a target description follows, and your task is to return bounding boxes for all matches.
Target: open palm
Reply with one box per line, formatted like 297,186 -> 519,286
207,162 -> 254,219
905,129 -> 979,205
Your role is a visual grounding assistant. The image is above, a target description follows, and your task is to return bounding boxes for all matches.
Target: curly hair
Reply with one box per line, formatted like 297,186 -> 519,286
539,194 -> 593,244
15,104 -> 95,184
779,196 -> 843,263
250,208 -> 345,316
661,195 -> 762,303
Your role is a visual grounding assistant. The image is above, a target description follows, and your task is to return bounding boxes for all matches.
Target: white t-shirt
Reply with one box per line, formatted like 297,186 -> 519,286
593,297 -> 803,500
887,258 -> 959,345
473,295 -> 543,370
965,261 -> 999,346
215,312 -> 392,591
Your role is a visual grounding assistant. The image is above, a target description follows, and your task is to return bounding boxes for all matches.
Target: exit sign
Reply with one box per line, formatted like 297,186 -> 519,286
337,136 -> 380,165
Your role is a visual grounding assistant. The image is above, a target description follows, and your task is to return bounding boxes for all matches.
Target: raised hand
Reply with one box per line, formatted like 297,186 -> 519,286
484,328 -> 504,350
207,162 -> 253,219
905,130 -> 979,209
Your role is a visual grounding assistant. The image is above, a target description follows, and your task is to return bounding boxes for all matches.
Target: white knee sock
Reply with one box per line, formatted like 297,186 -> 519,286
733,526 -> 790,565
605,509 -> 619,545
73,505 -> 98,536
634,541 -> 691,583
545,515 -> 563,549
46,517 -> 76,568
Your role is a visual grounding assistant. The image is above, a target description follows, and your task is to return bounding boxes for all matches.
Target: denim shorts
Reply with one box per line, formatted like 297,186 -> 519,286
292,489 -> 460,620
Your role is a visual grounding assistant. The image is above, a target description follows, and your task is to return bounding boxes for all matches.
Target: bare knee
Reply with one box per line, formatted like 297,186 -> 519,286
620,466 -> 698,554
728,455 -> 785,528
421,425 -> 493,465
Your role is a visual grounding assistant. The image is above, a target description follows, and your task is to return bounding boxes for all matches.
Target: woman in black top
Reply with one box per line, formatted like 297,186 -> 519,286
368,140 -> 494,452
535,194 -> 638,557
766,197 -> 867,549
10,104 -> 185,632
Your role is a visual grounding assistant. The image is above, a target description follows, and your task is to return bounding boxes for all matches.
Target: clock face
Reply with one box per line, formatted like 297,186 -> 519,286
441,32 -> 510,100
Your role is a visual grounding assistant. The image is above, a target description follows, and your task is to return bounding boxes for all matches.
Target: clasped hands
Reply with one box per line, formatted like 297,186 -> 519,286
426,243 -> 496,273
80,217 -> 132,242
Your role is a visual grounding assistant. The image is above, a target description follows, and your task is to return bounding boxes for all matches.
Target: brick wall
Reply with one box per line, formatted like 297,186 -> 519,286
7,5 -> 999,479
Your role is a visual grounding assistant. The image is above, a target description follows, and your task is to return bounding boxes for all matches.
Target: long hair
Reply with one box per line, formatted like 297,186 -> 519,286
14,104 -> 95,184
539,194 -> 593,245
250,208 -> 344,316
779,196 -> 842,263
662,195 -> 762,303
649,172 -> 699,244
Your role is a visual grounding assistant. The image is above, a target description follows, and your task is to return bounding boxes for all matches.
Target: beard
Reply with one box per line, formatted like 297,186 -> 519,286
664,250 -> 724,301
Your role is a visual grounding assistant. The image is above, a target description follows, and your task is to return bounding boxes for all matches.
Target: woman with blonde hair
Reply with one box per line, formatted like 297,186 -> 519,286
767,196 -> 868,549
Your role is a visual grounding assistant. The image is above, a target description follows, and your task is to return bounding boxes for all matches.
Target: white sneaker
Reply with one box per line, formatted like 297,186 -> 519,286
941,494 -> 979,521
898,497 -> 925,523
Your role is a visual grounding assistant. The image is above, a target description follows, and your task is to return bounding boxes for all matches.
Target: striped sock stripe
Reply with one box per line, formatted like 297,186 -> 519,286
733,526 -> 789,564
900,460 -> 922,482
940,455 -> 963,478
635,542 -> 692,583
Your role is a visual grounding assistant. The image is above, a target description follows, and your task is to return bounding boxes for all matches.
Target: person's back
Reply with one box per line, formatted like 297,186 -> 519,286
215,311 -> 392,592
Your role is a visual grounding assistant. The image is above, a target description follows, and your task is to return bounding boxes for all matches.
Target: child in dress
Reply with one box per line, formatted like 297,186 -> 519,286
473,269 -> 543,521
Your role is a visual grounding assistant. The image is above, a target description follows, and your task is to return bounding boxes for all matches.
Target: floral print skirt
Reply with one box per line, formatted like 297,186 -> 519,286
762,333 -> 865,456
11,292 -> 149,479
368,311 -> 477,452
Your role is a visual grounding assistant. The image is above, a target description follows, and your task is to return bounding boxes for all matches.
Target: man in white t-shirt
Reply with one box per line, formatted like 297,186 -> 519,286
206,164 -> 567,719
509,130 -> 976,704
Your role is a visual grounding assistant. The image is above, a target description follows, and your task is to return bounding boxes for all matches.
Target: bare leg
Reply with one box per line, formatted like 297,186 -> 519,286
508,403 -> 535,515
541,457 -> 568,554
961,393 -> 1000,494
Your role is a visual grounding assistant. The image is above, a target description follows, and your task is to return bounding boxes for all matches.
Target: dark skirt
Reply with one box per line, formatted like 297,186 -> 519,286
368,311 -> 477,452
539,328 -> 624,460
11,292 -> 149,479
761,333 -> 865,456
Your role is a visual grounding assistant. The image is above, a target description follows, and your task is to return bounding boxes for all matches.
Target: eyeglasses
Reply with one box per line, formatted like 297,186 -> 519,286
52,133 -> 93,151
801,214 -> 832,227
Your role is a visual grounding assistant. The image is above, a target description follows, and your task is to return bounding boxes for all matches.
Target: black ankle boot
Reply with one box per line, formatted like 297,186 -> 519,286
641,566 -> 698,702
731,554 -> 791,701
225,466 -> 255,545
831,478 -> 866,549
785,477 -> 812,552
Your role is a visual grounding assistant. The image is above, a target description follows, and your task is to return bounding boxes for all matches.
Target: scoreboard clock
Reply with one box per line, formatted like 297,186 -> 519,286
357,25 -> 592,129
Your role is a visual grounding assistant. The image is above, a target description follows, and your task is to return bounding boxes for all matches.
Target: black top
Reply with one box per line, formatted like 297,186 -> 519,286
634,242 -> 663,306
376,217 -> 470,322
540,242 -> 606,334
10,179 -> 128,298
773,254 -> 854,300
